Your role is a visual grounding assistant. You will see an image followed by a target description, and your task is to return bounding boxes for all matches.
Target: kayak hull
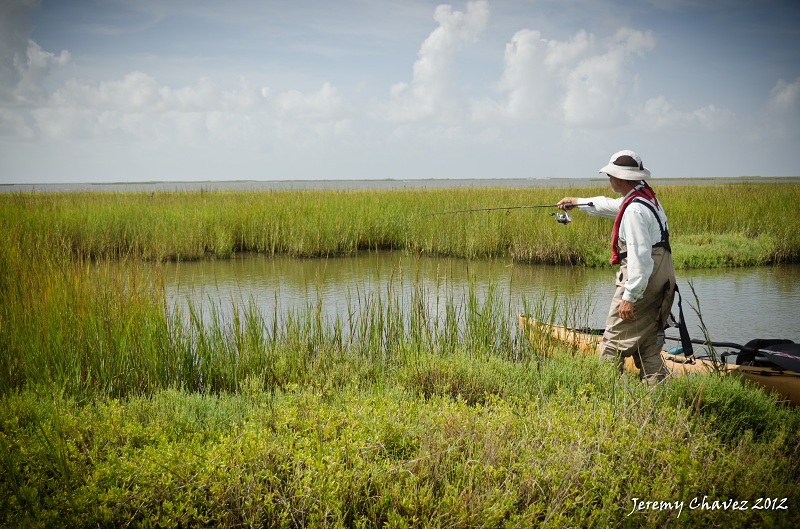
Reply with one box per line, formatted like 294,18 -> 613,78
518,314 -> 800,406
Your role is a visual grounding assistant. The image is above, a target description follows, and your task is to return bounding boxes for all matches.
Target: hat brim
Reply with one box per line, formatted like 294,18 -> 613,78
599,164 -> 650,181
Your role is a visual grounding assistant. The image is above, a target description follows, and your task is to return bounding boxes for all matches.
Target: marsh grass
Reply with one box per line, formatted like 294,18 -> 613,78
0,230 -> 530,399
2,184 -> 800,527
3,182 -> 798,266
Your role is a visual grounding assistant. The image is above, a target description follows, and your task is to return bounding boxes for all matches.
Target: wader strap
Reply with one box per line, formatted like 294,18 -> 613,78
617,198 -> 671,261
673,284 -> 694,358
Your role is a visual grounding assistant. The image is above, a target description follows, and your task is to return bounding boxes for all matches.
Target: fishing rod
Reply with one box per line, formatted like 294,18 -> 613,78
428,202 -> 593,216
427,202 -> 594,224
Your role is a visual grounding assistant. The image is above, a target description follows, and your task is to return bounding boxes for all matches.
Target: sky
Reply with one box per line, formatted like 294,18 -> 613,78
1,0 -> 799,184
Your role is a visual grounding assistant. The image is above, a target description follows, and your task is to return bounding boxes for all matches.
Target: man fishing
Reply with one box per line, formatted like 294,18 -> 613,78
557,150 -> 675,384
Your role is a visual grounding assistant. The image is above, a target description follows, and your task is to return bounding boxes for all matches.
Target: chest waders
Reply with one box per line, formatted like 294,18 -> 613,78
616,197 -> 694,360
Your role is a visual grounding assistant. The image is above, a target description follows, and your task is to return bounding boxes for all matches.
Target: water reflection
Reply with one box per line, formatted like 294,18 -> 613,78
163,253 -> 800,345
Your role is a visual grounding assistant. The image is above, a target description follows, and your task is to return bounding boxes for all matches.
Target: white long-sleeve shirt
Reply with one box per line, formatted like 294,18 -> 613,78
581,190 -> 669,303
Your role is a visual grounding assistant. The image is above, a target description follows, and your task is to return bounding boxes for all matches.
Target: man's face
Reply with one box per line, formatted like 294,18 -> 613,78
608,175 -> 623,194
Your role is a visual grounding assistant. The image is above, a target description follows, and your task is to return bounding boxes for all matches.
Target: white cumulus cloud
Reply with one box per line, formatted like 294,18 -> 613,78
638,95 -> 732,131
767,77 -> 800,113
1,0 -> 70,108
476,26 -> 655,128
276,82 -> 348,121
561,28 -> 655,127
33,73 -> 271,143
754,77 -> 800,140
376,0 -> 490,123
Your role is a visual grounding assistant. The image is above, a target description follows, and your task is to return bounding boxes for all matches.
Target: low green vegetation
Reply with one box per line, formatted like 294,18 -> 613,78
3,365 -> 800,528
1,183 -> 799,527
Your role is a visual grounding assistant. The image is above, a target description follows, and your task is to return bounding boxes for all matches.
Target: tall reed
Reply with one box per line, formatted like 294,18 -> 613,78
0,227 -> 529,399
3,183 -> 798,266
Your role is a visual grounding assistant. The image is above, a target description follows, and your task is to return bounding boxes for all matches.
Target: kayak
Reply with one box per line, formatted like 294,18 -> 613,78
518,314 -> 800,406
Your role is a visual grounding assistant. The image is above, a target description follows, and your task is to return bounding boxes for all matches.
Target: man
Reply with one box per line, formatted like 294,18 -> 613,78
557,150 -> 675,383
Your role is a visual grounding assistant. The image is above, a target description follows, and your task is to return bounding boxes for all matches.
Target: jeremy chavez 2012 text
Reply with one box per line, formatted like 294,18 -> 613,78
627,497 -> 789,518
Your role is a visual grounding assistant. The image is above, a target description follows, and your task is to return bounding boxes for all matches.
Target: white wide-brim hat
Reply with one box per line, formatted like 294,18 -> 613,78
598,150 -> 651,181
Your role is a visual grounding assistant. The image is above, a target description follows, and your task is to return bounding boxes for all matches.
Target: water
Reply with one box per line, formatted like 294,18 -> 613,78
162,252 -> 800,346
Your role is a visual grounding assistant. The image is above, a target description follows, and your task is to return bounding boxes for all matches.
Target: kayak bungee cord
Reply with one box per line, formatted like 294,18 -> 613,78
427,202 -> 594,224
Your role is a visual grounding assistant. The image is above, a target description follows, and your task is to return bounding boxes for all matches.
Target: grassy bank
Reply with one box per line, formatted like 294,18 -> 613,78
2,361 -> 800,528
2,183 -> 800,527
2,182 -> 799,266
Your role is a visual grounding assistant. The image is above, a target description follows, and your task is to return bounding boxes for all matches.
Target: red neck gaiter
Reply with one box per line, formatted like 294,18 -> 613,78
610,183 -> 659,265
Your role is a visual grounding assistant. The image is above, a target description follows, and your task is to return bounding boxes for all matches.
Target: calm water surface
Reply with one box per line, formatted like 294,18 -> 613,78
162,253 -> 800,346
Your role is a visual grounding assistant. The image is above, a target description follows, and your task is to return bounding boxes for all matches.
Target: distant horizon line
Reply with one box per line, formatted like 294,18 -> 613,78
3,174 -> 799,187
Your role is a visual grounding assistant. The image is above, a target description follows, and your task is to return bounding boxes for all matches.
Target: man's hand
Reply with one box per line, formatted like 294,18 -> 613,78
618,300 -> 636,321
557,197 -> 580,210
